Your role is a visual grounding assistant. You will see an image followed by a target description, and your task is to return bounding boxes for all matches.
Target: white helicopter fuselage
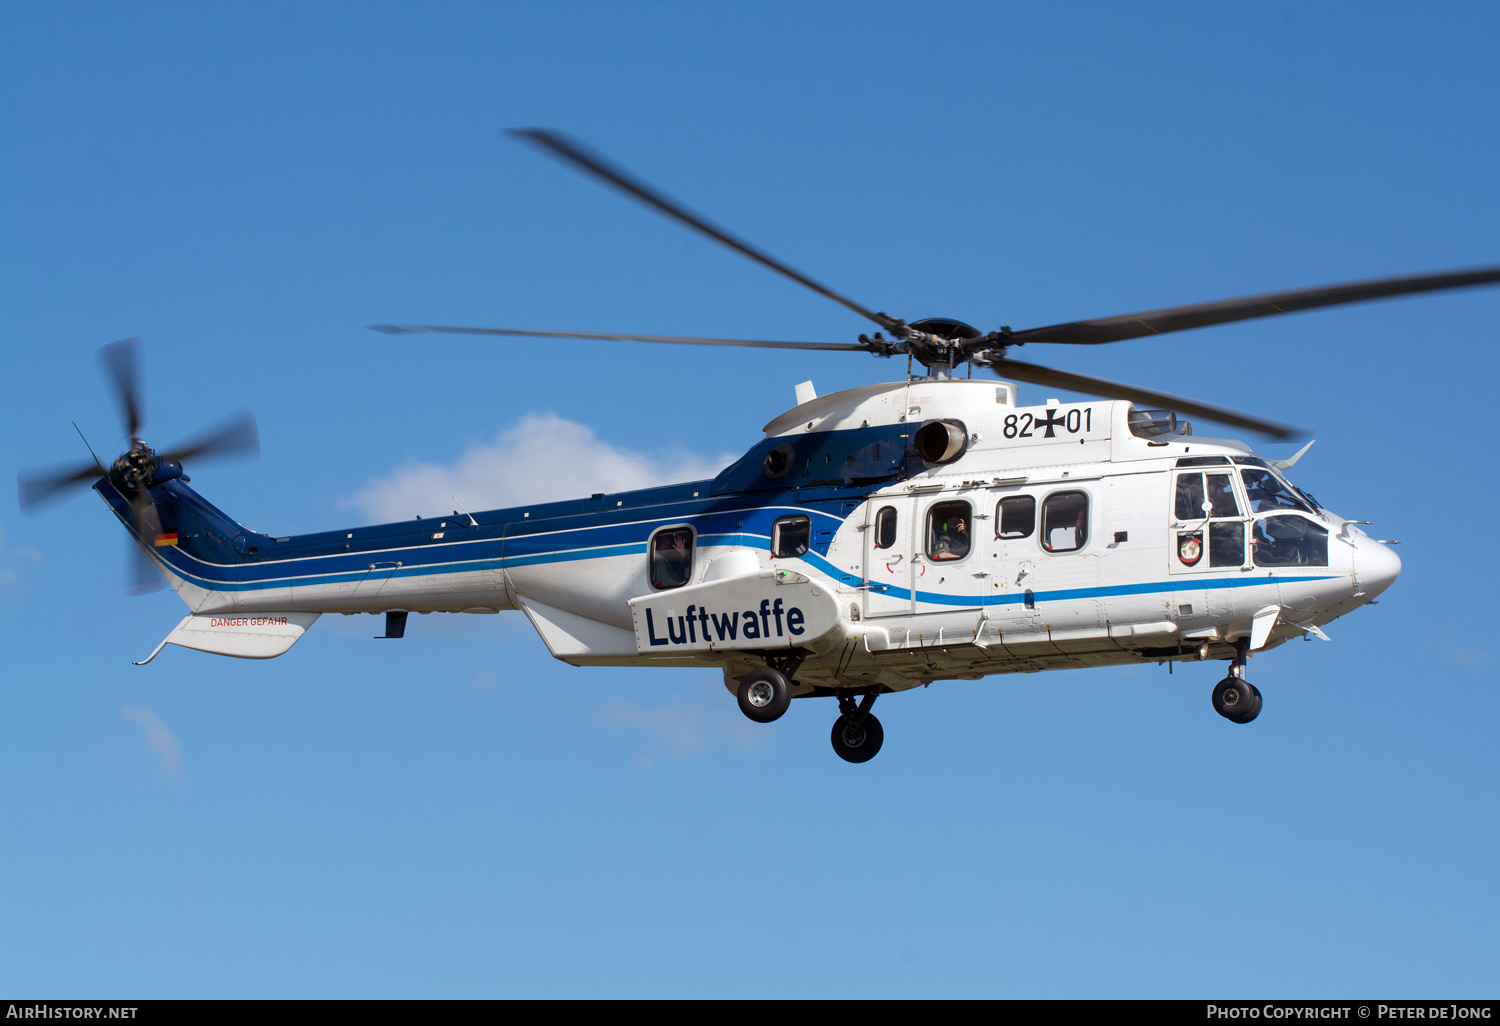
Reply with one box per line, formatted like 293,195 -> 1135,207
120,378 -> 1399,697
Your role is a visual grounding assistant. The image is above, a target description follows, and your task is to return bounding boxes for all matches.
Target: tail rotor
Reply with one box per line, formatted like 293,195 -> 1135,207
17,339 -> 260,594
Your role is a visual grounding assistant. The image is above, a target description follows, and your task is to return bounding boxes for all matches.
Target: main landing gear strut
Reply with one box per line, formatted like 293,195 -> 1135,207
1211,637 -> 1262,724
733,655 -> 887,763
831,692 -> 883,764
735,651 -> 802,724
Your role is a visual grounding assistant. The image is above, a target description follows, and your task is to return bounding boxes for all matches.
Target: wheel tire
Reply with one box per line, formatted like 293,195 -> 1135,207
1212,677 -> 1261,723
1230,683 -> 1262,724
830,712 -> 884,763
737,669 -> 791,723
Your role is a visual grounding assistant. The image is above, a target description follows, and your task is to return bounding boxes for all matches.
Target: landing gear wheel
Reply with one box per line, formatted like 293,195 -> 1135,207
736,668 -> 791,723
831,712 -> 884,763
1212,677 -> 1262,724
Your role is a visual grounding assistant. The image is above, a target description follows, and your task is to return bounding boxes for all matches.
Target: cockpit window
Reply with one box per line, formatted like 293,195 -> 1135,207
1177,472 -> 1241,520
1175,472 -> 1246,567
1175,473 -> 1206,520
926,501 -> 972,561
1241,469 -> 1314,514
1252,515 -> 1328,567
650,528 -> 694,589
1207,474 -> 1241,517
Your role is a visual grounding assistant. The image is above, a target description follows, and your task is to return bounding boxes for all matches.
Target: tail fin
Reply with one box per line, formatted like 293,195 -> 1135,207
95,477 -> 265,614
98,478 -> 324,662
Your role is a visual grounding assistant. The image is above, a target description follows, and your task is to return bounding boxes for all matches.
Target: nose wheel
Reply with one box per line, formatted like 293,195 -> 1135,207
831,692 -> 884,763
1211,677 -> 1262,723
1212,638 -> 1261,723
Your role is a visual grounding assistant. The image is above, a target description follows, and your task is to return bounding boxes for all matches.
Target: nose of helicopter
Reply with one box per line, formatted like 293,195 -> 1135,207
1354,535 -> 1402,601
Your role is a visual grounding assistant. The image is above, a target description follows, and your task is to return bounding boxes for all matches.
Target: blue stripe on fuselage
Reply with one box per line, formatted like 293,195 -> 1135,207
102,477 -> 1340,609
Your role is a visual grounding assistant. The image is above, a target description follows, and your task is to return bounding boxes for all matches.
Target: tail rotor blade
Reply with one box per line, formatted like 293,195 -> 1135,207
17,461 -> 108,512
125,488 -> 166,594
128,539 -> 166,595
992,358 -> 1303,440
159,412 -> 259,465
126,487 -> 157,541
99,338 -> 145,440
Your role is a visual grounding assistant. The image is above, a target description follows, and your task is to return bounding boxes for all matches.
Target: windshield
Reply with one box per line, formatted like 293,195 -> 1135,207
1240,468 -> 1314,515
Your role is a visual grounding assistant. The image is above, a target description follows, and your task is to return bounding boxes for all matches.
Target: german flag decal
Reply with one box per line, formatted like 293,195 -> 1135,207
154,532 -> 179,547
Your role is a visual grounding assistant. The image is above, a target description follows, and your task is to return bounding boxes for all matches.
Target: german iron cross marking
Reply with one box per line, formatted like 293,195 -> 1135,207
1035,409 -> 1066,438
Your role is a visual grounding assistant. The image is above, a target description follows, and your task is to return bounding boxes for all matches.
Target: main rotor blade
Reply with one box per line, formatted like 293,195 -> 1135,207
17,461 -> 107,512
158,412 -> 259,466
1005,266 -> 1500,346
99,338 -> 145,440
993,358 -> 1302,440
370,323 -> 871,351
510,128 -> 898,333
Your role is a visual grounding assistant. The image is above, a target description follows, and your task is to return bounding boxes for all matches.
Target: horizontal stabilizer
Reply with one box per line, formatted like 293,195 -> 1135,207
135,612 -> 321,664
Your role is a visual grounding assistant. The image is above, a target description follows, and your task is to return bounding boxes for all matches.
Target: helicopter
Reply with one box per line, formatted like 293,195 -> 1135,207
19,129 -> 1500,763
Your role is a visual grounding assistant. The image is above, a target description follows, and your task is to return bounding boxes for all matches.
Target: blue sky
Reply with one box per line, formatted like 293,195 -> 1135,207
2,2 -> 1497,998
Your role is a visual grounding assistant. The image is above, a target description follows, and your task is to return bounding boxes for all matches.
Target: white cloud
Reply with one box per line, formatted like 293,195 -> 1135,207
592,689 -> 766,769
1443,638 -> 1493,670
122,708 -> 183,782
344,412 -> 738,524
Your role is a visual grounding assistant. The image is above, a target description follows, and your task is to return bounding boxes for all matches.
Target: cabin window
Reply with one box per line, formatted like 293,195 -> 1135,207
1252,515 -> 1328,567
649,527 -> 694,589
873,506 -> 898,549
1241,469 -> 1314,515
996,495 -> 1036,539
926,501 -> 972,562
1041,491 -> 1089,553
771,515 -> 811,558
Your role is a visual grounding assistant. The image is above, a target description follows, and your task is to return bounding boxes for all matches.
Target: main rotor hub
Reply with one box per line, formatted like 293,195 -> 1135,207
907,317 -> 983,340
903,317 -> 988,378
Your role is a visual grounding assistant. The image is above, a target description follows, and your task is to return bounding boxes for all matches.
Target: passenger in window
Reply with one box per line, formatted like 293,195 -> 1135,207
1047,514 -> 1086,551
1241,469 -> 1312,515
1176,474 -> 1205,521
1251,515 -> 1328,567
651,530 -> 692,588
1041,491 -> 1088,552
1207,474 -> 1241,518
930,515 -> 970,561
